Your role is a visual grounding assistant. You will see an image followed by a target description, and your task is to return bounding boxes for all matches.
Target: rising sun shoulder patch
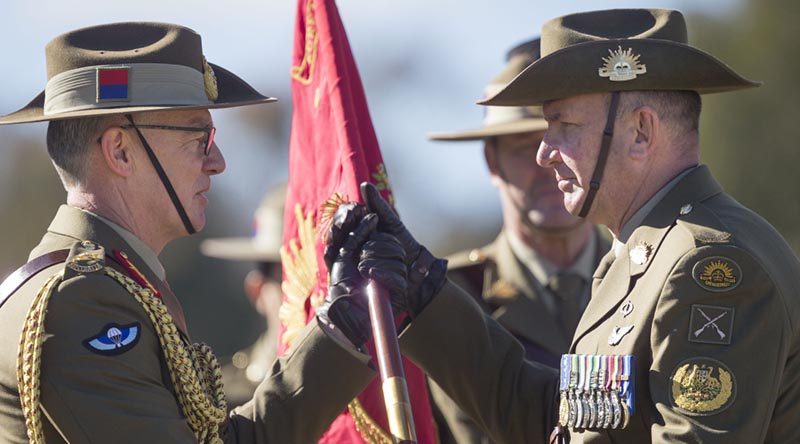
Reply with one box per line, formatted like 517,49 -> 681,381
692,256 -> 742,292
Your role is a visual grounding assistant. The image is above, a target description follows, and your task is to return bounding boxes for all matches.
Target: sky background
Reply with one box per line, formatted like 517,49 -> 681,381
0,0 -> 745,254
1,0 -> 763,351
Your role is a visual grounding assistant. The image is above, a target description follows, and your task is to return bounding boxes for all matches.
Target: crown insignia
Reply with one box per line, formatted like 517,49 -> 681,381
598,46 -> 647,82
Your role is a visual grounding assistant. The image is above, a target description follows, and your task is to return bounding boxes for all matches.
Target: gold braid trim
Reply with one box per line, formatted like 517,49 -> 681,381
17,267 -> 227,444
348,398 -> 393,444
17,270 -> 62,444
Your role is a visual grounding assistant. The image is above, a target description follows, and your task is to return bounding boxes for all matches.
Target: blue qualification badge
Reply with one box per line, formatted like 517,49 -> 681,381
620,355 -> 635,428
83,322 -> 141,356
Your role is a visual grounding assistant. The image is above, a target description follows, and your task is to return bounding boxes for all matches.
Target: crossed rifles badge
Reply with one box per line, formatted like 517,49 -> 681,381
689,304 -> 734,345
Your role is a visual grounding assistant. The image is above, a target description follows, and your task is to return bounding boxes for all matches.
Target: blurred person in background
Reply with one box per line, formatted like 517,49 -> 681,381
322,7 -> 800,443
426,37 -> 609,444
0,22 -> 376,443
201,183 -> 286,408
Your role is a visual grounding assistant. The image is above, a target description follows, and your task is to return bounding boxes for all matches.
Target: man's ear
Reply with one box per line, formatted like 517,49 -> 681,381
98,126 -> 135,177
484,138 -> 505,187
629,105 -> 659,160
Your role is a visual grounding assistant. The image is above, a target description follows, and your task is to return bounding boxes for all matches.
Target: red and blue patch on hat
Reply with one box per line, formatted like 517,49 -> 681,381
96,67 -> 130,102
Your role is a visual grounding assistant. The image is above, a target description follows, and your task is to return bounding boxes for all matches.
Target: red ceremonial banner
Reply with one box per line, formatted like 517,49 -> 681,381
279,0 -> 436,443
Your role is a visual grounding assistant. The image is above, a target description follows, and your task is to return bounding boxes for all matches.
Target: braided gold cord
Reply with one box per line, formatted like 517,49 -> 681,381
16,266 -> 226,443
17,270 -> 63,444
103,267 -> 226,443
349,398 -> 393,444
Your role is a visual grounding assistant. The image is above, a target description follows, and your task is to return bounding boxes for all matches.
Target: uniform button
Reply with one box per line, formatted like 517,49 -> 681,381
232,351 -> 249,369
468,249 -> 481,262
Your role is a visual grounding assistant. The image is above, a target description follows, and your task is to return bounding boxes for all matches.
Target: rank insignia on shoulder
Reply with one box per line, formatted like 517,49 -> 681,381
67,240 -> 105,273
82,322 -> 141,355
489,280 -> 518,300
689,304 -> 734,345
692,256 -> 741,292
670,357 -> 735,416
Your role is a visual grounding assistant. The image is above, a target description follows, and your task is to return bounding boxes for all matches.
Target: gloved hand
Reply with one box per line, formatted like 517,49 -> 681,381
316,212 -> 407,347
360,182 -> 448,317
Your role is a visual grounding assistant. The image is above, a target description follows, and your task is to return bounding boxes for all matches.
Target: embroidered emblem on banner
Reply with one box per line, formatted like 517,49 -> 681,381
689,304 -> 734,345
598,46 -> 647,82
670,357 -> 735,415
692,256 -> 741,292
279,204 -> 326,349
83,322 -> 141,355
96,67 -> 131,102
290,0 -> 319,85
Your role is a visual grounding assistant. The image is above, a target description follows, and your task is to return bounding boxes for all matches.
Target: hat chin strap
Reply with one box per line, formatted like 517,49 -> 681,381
125,114 -> 197,235
577,92 -> 620,218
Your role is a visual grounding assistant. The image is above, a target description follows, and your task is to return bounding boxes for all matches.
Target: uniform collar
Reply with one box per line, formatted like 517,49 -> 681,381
571,165 -> 725,350
617,166 -> 697,244
86,210 -> 166,281
506,227 -> 597,286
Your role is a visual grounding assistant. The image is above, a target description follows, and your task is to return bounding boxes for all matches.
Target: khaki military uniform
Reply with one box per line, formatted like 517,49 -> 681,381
0,206 -> 372,443
431,230 -> 609,444
401,166 -> 800,443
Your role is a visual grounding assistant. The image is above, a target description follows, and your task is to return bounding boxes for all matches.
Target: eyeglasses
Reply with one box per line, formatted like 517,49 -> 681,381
121,124 -> 217,156
98,123 -> 217,156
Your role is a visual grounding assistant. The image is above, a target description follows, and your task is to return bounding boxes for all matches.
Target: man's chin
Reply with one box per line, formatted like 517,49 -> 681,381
526,212 -> 586,234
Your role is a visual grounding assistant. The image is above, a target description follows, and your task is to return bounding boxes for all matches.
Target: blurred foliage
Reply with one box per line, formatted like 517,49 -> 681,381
689,0 -> 800,252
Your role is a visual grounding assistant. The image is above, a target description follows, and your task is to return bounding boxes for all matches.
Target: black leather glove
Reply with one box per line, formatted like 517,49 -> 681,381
316,212 -> 408,347
360,182 -> 448,317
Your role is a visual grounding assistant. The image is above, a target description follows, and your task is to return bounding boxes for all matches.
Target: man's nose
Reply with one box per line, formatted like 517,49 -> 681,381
536,138 -> 560,168
204,141 -> 226,175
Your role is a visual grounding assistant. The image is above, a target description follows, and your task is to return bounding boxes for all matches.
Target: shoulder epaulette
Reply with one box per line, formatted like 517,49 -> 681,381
447,247 -> 492,271
675,202 -> 732,246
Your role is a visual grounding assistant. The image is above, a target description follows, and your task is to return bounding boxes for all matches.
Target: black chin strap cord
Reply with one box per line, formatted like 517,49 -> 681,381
125,114 -> 197,235
578,92 -> 621,218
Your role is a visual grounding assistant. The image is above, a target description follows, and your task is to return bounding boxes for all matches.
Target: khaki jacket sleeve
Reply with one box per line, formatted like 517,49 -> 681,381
38,272 -> 374,444
428,377 -> 491,444
225,320 -> 375,443
39,273 -> 197,443
649,244 -> 795,442
399,281 -> 559,444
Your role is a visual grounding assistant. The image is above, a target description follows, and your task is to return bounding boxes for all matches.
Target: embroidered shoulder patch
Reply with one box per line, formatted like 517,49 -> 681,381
692,256 -> 741,292
689,305 -> 734,345
670,357 -> 735,416
82,322 -> 141,356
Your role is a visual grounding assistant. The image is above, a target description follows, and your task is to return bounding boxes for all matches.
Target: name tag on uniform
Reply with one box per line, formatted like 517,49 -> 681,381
558,354 -> 635,431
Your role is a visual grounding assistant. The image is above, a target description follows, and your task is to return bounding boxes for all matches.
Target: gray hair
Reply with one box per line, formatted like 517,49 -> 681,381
618,90 -> 702,135
46,116 -> 107,187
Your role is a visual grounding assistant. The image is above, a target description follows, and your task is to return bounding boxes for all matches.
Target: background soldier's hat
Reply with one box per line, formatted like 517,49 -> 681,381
428,38 -> 548,141
0,22 -> 276,125
200,183 -> 286,263
481,9 -> 761,106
